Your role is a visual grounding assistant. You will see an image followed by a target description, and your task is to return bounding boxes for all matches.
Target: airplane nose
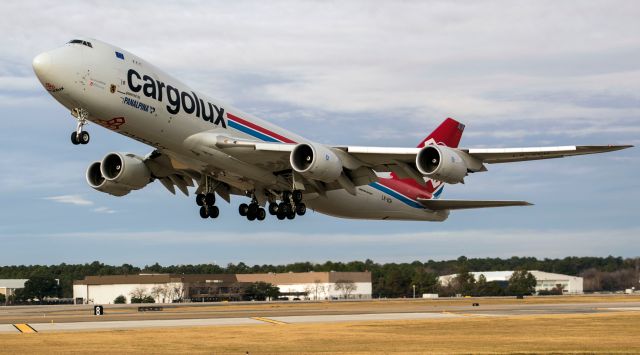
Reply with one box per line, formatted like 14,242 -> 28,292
32,52 -> 51,79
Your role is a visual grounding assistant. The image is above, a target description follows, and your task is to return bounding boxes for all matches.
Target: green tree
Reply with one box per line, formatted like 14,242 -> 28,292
244,282 -> 280,301
22,275 -> 61,300
411,268 -> 439,295
114,295 -> 126,304
508,270 -> 537,295
454,264 -> 476,296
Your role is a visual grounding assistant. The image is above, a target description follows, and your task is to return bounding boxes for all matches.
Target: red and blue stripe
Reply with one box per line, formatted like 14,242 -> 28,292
227,113 -> 296,144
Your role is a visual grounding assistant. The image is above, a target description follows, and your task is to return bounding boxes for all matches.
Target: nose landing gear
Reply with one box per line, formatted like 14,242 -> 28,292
70,108 -> 90,145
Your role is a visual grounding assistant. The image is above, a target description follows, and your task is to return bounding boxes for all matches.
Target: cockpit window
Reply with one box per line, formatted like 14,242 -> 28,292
67,39 -> 93,48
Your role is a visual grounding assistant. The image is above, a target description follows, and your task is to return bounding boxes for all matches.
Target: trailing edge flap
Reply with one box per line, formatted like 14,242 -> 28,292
416,198 -> 533,210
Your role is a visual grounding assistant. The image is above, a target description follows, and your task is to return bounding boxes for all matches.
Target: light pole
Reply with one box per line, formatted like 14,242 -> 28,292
412,284 -> 416,299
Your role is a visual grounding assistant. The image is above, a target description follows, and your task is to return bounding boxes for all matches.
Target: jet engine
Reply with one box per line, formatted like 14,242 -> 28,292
290,143 -> 343,182
86,161 -> 133,196
86,153 -> 152,196
416,145 -> 467,184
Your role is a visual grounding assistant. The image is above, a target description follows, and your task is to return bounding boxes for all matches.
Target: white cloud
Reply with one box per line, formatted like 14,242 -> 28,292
93,206 -> 116,214
44,194 -> 93,206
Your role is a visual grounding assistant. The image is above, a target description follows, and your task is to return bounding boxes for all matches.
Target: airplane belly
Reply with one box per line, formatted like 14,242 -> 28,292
306,186 -> 448,221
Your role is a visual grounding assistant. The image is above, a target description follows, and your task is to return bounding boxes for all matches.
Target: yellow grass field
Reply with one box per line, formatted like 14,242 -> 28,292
1,311 -> 639,354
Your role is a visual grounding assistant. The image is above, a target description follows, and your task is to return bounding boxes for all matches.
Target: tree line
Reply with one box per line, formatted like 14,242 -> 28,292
0,256 -> 638,299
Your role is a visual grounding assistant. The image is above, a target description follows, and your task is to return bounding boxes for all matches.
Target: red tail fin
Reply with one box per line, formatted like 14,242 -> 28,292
416,117 -> 465,148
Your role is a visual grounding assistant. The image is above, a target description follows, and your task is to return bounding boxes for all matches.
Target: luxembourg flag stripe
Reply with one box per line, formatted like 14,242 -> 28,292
370,182 -> 424,209
227,113 -> 296,144
227,120 -> 279,142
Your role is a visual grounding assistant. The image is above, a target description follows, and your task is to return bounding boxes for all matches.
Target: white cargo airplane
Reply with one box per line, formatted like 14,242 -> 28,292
32,38 -> 631,222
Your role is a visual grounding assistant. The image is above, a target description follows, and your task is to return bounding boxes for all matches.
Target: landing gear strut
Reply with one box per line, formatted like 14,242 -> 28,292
70,108 -> 90,145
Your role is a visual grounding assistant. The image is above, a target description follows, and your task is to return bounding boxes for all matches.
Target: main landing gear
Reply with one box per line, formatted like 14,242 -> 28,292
239,190 -> 306,222
70,108 -> 90,145
196,192 -> 219,219
239,201 -> 266,221
196,176 -> 220,220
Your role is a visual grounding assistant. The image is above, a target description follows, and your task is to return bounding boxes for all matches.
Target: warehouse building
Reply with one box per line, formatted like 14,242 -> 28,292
73,271 -> 371,304
439,270 -> 583,294
0,279 -> 29,299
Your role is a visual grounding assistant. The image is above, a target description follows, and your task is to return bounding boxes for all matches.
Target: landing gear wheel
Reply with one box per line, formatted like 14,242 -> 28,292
247,210 -> 257,221
196,194 -> 206,206
279,202 -> 291,215
79,131 -> 90,144
277,210 -> 286,220
71,132 -> 80,145
239,203 -> 249,216
296,203 -> 306,216
205,193 -> 216,206
208,206 -> 219,218
268,202 -> 278,215
292,190 -> 303,203
287,210 -> 296,220
257,208 -> 266,221
282,191 -> 291,202
199,206 -> 208,219
248,203 -> 259,216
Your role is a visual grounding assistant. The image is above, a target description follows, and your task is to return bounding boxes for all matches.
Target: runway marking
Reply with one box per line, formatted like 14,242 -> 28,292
13,324 -> 37,333
251,317 -> 288,325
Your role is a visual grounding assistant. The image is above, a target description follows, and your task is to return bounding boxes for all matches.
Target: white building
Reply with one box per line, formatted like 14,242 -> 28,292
73,272 -> 372,304
439,270 -> 583,294
0,279 -> 29,301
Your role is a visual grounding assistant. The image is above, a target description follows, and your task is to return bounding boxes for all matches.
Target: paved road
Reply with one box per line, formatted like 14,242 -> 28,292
1,298 -> 639,333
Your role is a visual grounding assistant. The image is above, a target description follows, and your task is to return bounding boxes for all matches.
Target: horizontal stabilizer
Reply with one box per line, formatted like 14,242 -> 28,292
416,198 -> 533,210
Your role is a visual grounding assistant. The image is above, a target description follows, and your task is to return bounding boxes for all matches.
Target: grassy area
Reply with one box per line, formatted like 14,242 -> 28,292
1,312 -> 639,354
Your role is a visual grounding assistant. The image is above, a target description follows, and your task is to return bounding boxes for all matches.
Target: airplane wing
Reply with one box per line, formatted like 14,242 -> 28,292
184,132 -> 632,196
416,198 -> 532,210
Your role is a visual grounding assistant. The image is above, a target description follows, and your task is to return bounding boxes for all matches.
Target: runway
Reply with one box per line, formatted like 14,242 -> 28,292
1,296 -> 639,333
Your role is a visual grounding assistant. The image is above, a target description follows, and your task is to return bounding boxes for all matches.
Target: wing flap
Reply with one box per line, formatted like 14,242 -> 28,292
416,198 -> 533,210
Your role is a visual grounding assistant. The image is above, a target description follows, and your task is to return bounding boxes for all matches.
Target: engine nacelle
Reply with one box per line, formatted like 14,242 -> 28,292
416,145 -> 468,184
86,161 -> 132,197
290,143 -> 343,182
100,152 -> 151,190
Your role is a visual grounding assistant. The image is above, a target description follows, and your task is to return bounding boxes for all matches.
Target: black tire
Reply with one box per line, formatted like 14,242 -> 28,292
205,193 -> 216,206
279,202 -> 291,215
292,190 -> 303,203
199,206 -> 208,219
239,203 -> 249,216
257,208 -> 266,221
79,131 -> 90,144
277,210 -> 286,220
196,194 -> 205,206
248,203 -> 259,216
296,203 -> 306,216
208,206 -> 219,218
71,132 -> 80,145
268,202 -> 278,215
287,211 -> 296,220
247,210 -> 256,221
282,191 -> 291,202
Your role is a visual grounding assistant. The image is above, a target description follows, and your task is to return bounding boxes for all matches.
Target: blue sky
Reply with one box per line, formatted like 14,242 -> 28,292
0,1 -> 638,266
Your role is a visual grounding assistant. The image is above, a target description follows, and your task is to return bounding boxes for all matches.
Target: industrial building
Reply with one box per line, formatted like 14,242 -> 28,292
439,270 -> 583,294
0,279 -> 28,299
73,272 -> 372,304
